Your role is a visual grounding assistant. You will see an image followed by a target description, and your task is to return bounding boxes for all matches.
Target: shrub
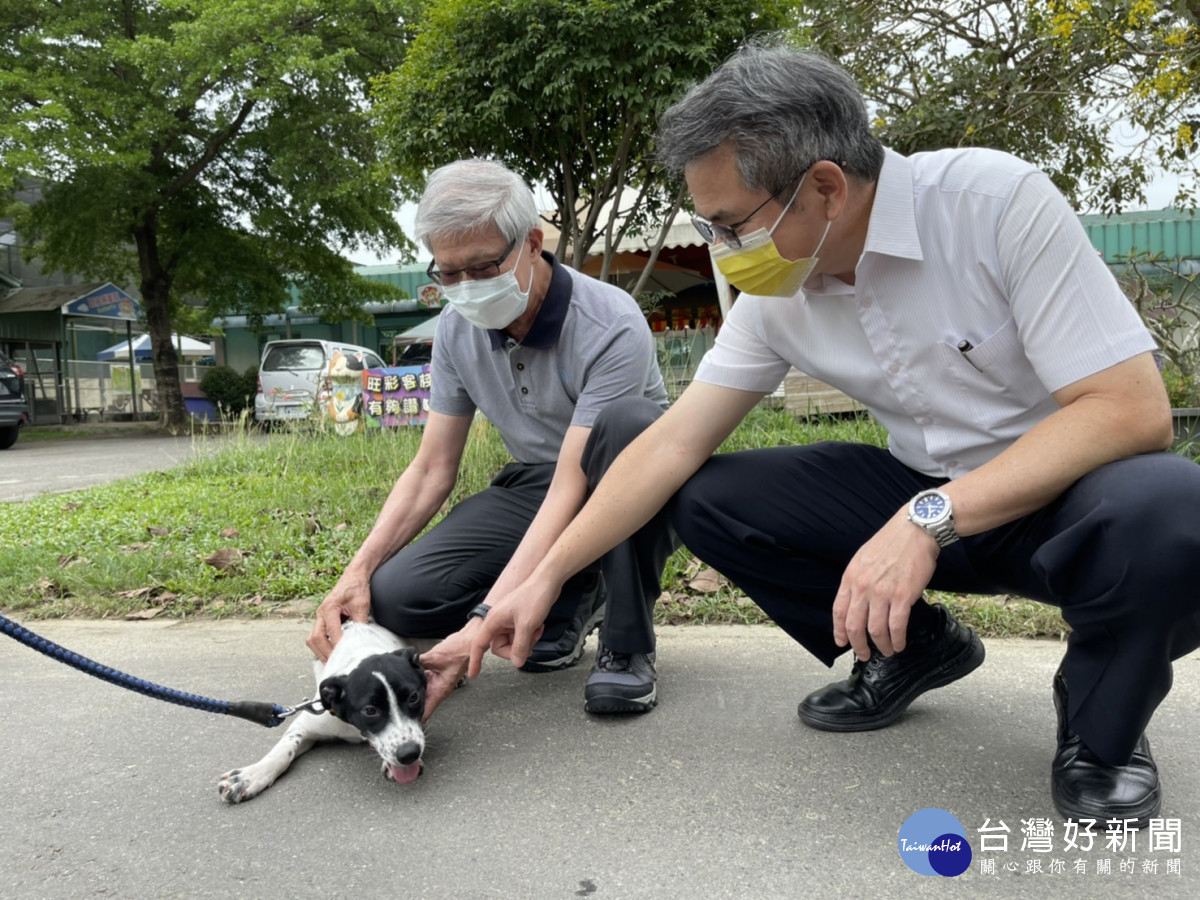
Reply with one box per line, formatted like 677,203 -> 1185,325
199,364 -> 258,418
1118,254 -> 1200,407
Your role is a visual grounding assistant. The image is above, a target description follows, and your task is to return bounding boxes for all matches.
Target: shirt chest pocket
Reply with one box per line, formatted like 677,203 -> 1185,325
938,315 -> 1050,410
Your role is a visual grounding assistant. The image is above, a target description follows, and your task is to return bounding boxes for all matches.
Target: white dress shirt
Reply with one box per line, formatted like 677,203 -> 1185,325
694,147 -> 1156,478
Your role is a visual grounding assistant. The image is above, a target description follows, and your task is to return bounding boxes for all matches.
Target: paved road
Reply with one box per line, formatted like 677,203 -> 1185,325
0,432 -> 236,502
1,621 -> 1196,898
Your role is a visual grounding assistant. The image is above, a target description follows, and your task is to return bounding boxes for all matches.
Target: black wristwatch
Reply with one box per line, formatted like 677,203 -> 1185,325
907,489 -> 959,548
466,603 -> 491,622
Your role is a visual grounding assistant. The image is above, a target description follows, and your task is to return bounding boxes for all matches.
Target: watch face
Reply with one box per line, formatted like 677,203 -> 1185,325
912,492 -> 948,523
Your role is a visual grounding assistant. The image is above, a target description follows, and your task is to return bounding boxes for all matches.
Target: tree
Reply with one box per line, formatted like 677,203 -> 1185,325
373,0 -> 788,289
0,0 -> 419,427
795,0 -> 1199,212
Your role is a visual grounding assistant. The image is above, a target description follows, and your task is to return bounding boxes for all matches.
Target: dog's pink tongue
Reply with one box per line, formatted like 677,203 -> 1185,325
389,762 -> 421,785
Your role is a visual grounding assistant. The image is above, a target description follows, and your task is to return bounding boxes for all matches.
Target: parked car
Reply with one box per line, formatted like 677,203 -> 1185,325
0,349 -> 29,450
254,339 -> 385,425
394,339 -> 433,366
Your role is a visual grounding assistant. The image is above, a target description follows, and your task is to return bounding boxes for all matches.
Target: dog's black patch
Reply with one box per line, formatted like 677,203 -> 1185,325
319,648 -> 425,734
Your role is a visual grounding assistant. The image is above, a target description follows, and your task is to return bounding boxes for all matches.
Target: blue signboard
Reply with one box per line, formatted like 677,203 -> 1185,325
61,283 -> 142,321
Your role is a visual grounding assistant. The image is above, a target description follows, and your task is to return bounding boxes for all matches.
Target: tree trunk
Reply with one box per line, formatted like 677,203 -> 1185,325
142,281 -> 188,428
132,220 -> 189,429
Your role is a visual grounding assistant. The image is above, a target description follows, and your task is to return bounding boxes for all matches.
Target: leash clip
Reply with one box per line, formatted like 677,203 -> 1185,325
278,696 -> 325,719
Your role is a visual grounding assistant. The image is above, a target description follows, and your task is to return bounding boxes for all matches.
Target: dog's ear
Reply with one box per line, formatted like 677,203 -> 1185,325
318,675 -> 348,715
393,648 -> 427,684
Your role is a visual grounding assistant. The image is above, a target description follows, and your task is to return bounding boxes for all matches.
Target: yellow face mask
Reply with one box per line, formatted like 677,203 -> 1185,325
709,176 -> 831,297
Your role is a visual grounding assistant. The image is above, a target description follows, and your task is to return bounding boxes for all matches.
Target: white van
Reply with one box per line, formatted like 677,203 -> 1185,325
254,339 -> 385,424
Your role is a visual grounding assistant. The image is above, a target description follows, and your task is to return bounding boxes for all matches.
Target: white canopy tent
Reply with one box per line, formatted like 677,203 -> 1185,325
97,333 -> 213,361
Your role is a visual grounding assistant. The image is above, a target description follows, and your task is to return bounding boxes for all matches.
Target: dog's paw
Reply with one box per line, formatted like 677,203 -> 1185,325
218,767 -> 272,804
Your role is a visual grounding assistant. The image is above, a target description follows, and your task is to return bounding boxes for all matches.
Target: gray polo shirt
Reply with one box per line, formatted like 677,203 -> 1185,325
430,252 -> 669,464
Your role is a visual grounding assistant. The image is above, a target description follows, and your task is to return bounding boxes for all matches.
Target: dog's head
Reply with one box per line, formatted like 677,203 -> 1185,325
318,648 -> 426,784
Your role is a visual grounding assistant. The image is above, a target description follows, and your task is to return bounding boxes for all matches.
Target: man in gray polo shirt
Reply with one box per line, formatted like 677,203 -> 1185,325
306,159 -> 672,717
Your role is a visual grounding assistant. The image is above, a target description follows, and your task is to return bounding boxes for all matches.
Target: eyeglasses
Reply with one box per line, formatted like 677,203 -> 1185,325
427,238 -> 518,286
690,193 -> 777,249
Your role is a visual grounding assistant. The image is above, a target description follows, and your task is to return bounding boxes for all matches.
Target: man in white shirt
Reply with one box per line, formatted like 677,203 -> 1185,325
467,43 -> 1200,825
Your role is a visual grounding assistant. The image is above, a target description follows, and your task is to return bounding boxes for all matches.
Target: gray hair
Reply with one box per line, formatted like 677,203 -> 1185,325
656,40 -> 884,193
414,159 -> 539,251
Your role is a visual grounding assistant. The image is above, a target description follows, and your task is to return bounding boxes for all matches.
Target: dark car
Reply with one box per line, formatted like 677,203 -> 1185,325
0,349 -> 29,449
395,340 -> 433,366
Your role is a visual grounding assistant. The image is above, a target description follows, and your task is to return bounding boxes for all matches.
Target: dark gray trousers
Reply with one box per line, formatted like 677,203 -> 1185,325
370,398 -> 674,654
668,441 -> 1200,767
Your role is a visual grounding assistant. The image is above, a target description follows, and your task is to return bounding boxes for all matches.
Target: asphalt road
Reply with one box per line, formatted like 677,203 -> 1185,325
1,621 -> 1197,899
0,432 -> 236,502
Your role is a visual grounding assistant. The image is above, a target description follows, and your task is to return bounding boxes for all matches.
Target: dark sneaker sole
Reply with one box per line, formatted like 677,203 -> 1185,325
520,610 -> 604,674
798,630 -> 985,732
585,689 -> 657,715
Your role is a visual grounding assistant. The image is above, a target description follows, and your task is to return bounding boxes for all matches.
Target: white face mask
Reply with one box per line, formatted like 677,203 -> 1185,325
442,243 -> 530,330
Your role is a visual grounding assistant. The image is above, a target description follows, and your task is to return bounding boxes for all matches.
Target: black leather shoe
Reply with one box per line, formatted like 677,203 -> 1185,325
1051,670 -> 1161,826
798,603 -> 984,732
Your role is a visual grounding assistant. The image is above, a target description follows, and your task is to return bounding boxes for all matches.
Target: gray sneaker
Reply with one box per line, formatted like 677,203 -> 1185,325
584,643 -> 657,714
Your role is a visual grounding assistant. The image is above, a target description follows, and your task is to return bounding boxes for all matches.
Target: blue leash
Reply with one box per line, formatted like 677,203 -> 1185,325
0,611 -> 320,727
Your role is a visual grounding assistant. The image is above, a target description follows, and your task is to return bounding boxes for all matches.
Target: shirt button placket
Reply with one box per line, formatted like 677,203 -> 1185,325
513,355 -> 531,402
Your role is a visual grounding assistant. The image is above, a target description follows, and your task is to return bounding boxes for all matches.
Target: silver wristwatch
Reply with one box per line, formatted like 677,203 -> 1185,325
907,489 -> 959,548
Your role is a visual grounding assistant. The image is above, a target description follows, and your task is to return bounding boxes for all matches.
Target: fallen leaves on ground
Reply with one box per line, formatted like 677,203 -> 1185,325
204,547 -> 245,571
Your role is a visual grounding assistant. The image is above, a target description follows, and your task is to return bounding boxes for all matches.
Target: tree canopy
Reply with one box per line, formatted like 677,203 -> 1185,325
0,0 -> 418,425
374,0 -> 789,281
797,0 -> 1199,212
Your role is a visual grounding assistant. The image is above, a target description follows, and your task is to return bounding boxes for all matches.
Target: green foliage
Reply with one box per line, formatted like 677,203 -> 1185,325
1161,359 -> 1199,407
795,0 -> 1198,212
374,0 -> 788,269
199,365 -> 259,418
0,0 -> 420,424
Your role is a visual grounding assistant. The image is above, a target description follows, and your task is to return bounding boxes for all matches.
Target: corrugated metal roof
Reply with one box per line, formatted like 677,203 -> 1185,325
0,282 -> 109,314
353,262 -> 431,300
1080,208 -> 1200,260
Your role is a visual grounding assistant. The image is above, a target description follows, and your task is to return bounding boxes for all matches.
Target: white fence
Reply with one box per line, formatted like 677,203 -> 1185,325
65,360 -> 213,419
655,327 -> 716,400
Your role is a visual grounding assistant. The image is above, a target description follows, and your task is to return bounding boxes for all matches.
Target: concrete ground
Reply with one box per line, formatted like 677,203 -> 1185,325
1,620 -> 1197,899
0,426 -> 248,501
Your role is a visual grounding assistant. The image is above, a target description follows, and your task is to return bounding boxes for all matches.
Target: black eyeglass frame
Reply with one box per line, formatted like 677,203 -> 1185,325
689,162 -> 843,249
427,237 -> 518,286
689,193 -> 779,249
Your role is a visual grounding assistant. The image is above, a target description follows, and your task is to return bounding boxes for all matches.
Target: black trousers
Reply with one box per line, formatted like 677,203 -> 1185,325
669,441 -> 1200,767
370,398 -> 675,654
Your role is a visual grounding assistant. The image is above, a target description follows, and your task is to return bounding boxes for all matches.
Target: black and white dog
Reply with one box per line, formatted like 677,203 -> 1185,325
219,622 -> 429,803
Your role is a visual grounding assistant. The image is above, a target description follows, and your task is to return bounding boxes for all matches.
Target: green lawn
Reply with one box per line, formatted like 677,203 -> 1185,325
0,409 -> 1070,640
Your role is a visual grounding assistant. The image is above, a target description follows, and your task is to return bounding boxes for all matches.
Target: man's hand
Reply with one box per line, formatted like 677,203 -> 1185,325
306,576 -> 372,661
418,629 -> 476,720
467,576 -> 560,677
832,510 -> 940,661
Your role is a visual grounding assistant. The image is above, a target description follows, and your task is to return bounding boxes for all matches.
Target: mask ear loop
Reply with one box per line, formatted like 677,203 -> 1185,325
512,238 -> 533,298
767,174 -> 807,236
810,218 -> 832,259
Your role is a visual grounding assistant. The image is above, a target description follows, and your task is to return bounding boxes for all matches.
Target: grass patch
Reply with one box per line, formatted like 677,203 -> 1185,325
0,409 -> 1070,640
0,418 -> 508,619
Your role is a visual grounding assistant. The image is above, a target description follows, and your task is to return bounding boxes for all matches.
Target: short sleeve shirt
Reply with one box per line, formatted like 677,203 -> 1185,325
431,251 -> 669,464
694,147 -> 1155,478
